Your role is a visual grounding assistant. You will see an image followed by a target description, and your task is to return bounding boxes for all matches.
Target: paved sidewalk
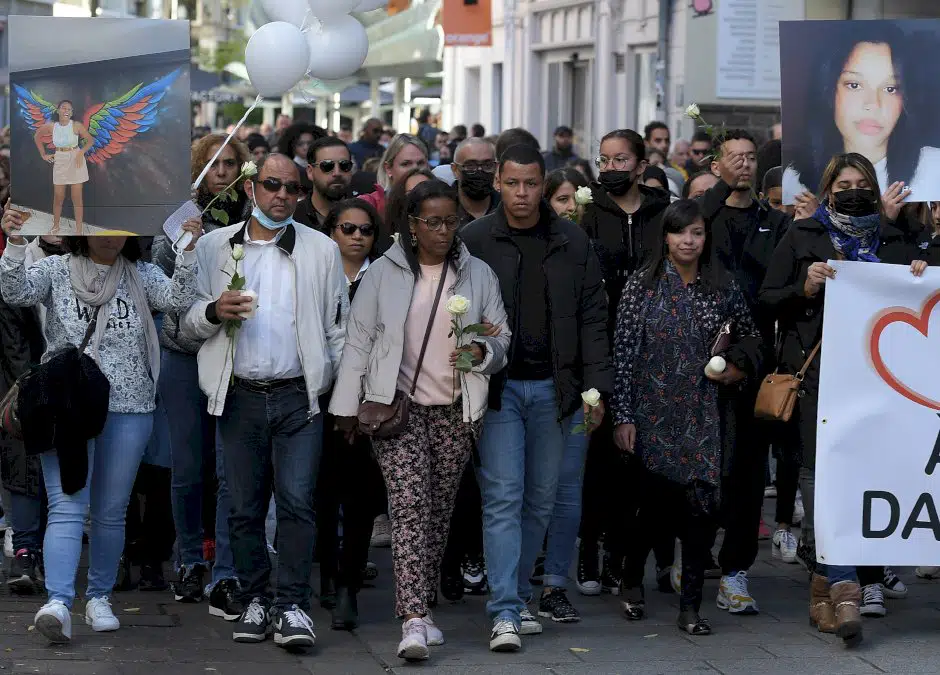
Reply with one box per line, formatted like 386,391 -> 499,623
3,504 -> 940,674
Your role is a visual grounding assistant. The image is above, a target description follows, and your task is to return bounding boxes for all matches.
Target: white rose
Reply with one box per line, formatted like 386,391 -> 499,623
581,388 -> 601,407
575,186 -> 593,206
241,161 -> 258,177
685,103 -> 701,119
231,244 -> 245,261
445,294 -> 471,316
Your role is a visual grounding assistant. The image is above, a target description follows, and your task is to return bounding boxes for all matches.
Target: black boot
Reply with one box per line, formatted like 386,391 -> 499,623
319,576 -> 337,610
113,555 -> 136,592
331,586 -> 359,631
139,562 -> 168,592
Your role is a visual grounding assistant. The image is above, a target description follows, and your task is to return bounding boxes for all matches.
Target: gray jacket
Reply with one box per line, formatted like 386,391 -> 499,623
329,240 -> 510,423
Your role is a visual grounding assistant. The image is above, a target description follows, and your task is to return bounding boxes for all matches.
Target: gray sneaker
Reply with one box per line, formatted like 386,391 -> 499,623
519,607 -> 543,635
489,619 -> 521,652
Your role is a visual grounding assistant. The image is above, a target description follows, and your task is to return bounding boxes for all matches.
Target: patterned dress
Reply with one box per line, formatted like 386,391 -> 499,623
611,262 -> 761,496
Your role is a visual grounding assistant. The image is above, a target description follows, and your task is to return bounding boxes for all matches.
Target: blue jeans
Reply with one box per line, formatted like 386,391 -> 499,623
218,379 -> 323,610
821,565 -> 858,584
40,412 -> 153,607
477,379 -> 572,626
10,490 -> 44,552
159,348 -> 235,585
543,408 -> 588,589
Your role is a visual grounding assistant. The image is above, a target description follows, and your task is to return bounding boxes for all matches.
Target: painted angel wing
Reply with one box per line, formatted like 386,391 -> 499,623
12,84 -> 57,147
82,68 -> 183,165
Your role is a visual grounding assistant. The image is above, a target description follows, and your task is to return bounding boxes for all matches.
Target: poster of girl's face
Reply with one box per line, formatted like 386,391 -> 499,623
8,17 -> 190,236
780,20 -> 940,204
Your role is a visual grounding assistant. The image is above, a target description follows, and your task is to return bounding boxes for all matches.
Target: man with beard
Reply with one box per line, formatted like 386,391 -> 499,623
453,138 -> 501,228
695,129 -> 789,619
542,126 -> 579,173
294,137 -> 353,233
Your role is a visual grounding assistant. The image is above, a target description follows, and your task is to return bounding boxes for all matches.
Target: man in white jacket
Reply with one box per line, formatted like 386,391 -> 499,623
182,153 -> 348,651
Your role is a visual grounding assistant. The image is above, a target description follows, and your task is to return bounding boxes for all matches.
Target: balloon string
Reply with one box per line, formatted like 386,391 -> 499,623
299,8 -> 312,32
192,94 -> 263,191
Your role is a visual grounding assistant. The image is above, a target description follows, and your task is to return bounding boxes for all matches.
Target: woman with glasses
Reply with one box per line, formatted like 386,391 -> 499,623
358,134 -> 430,220
576,129 -> 672,600
315,199 -> 387,631
330,180 -> 510,662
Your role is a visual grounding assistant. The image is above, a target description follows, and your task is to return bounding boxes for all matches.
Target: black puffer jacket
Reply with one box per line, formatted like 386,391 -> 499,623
460,203 -> 612,419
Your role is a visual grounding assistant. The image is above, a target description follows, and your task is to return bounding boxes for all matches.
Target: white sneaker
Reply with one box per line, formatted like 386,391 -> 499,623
772,529 -> 798,564
793,491 -> 805,525
860,584 -> 886,617
916,566 -> 940,579
85,597 -> 120,632
3,528 -> 12,558
717,571 -> 759,614
397,618 -> 429,661
370,514 -> 391,548
34,600 -> 72,643
882,567 -> 908,599
519,607 -> 542,635
489,619 -> 521,652
422,612 -> 444,646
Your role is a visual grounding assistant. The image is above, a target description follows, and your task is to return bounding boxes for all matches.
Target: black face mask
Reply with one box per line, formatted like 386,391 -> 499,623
461,171 -> 495,201
832,188 -> 878,217
599,170 -> 634,196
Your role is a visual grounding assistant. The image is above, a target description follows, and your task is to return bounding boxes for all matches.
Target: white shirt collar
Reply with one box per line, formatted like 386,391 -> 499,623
347,257 -> 370,286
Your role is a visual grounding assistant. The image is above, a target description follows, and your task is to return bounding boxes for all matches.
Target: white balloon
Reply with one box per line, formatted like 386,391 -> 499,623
259,0 -> 309,26
306,15 -> 370,80
307,0 -> 359,21
355,0 -> 387,11
245,22 -> 310,98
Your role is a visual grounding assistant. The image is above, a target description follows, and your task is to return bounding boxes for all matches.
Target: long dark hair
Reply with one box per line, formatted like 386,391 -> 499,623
544,167 -> 589,200
788,24 -> 923,194
324,198 -> 381,262
66,236 -> 142,262
818,152 -> 887,220
397,179 -> 461,277
640,199 -> 727,291
384,167 -> 436,235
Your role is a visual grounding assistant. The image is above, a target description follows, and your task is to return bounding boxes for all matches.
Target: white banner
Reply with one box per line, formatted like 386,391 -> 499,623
817,261 -> 940,566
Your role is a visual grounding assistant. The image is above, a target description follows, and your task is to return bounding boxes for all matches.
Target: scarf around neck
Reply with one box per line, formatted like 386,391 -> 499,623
812,202 -> 881,262
68,254 -> 161,383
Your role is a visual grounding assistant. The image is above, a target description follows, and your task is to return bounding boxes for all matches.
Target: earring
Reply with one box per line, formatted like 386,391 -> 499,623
410,232 -> 418,247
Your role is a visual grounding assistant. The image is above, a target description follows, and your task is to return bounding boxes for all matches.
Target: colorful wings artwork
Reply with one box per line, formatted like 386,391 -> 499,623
12,67 -> 183,165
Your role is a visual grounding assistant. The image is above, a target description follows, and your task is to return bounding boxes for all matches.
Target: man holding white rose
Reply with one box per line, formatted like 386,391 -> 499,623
182,153 -> 349,651
460,144 -> 612,652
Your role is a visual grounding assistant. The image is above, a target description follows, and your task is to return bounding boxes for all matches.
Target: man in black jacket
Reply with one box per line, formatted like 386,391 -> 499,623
293,137 -> 353,233
697,129 -> 789,617
461,145 -> 611,652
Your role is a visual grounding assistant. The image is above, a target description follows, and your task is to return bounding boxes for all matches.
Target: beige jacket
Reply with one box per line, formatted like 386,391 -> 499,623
329,240 -> 509,423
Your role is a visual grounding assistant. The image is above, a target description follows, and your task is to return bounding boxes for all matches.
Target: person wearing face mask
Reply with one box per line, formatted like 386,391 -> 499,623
182,153 -> 349,650
452,138 -> 501,229
760,152 -> 925,646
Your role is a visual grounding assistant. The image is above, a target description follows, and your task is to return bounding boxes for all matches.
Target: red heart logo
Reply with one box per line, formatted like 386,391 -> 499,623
870,290 -> 940,411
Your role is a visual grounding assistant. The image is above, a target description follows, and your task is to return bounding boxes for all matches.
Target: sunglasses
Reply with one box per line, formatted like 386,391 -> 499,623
336,222 -> 375,236
255,177 -> 303,196
411,215 -> 460,232
690,148 -> 708,156
317,159 -> 353,173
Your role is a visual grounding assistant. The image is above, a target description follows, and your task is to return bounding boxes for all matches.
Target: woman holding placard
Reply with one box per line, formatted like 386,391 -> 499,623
761,152 -> 925,647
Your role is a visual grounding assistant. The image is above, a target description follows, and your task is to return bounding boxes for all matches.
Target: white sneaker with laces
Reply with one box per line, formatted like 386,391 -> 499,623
35,599 -> 72,643
397,617 -> 429,661
882,567 -> 908,599
422,612 -> 444,646
519,607 -> 542,635
85,597 -> 120,632
717,571 -> 759,614
860,584 -> 886,617
489,619 -> 521,652
772,529 -> 798,564
370,514 -> 392,548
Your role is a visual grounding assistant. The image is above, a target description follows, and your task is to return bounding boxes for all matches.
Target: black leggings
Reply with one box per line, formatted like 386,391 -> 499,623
125,463 -> 175,565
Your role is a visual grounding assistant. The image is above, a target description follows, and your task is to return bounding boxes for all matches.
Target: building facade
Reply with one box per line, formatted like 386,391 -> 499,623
442,0 -> 940,156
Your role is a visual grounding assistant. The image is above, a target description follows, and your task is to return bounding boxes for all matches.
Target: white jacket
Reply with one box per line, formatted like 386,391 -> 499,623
182,221 -> 348,417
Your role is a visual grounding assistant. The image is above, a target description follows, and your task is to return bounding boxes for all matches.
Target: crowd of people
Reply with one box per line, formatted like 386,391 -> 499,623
2,108 -> 940,663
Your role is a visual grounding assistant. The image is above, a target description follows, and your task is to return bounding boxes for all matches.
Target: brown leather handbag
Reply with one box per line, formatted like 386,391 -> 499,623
357,269 -> 448,438
754,343 -> 821,422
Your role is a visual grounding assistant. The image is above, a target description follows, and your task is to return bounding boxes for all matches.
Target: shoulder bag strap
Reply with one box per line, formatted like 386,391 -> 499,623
77,305 -> 102,353
795,342 -> 821,380
408,266 -> 449,398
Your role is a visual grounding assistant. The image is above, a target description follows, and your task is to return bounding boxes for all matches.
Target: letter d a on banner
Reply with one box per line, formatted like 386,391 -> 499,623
442,0 -> 492,47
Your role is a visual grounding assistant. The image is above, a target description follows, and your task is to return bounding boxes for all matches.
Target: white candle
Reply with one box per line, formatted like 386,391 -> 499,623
239,289 -> 258,319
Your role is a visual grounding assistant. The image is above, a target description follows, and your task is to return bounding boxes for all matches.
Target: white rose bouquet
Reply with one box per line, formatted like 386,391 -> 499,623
572,388 -> 603,434
201,161 -> 258,225
446,295 -> 486,373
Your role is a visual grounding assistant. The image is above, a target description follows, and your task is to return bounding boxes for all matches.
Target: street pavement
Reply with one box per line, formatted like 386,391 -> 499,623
3,500 -> 940,675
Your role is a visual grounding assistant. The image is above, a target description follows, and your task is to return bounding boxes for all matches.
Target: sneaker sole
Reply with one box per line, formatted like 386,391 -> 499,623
537,610 -> 580,623
860,607 -> 886,617
35,615 -> 70,643
85,618 -> 120,632
8,575 -> 37,593
489,635 -> 521,652
882,588 -> 908,599
233,631 -> 269,642
576,581 -> 601,596
209,605 -> 242,621
274,633 -> 316,649
717,597 -> 759,614
398,642 -> 430,660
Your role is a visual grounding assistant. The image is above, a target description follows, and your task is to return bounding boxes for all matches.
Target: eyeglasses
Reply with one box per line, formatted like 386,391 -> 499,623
317,159 -> 354,173
255,177 -> 303,196
411,215 -> 460,232
454,161 -> 497,174
594,155 -> 634,170
690,148 -> 709,156
336,222 -> 375,236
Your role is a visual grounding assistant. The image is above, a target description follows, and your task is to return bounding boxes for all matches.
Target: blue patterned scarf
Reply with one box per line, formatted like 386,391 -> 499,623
812,202 -> 881,262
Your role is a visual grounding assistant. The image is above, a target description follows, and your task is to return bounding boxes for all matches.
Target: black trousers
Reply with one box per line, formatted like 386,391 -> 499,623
125,463 -> 176,565
622,470 -> 715,612
717,417 -> 767,575
315,419 -> 385,591
441,459 -> 484,575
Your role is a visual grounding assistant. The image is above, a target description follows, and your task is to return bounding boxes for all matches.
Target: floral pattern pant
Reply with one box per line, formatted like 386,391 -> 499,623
372,401 -> 477,618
